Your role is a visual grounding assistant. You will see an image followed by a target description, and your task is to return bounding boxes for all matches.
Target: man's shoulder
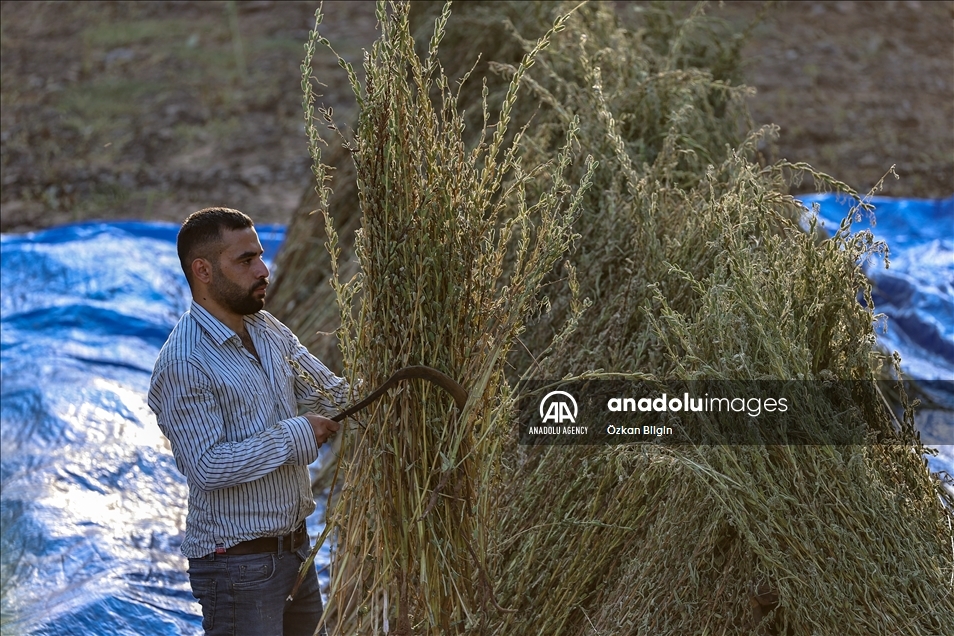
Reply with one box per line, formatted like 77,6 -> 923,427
153,311 -> 205,374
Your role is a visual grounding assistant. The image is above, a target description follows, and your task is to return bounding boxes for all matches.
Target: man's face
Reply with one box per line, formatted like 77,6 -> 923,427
208,227 -> 269,315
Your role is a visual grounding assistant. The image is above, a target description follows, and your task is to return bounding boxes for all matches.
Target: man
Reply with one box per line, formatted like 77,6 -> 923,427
148,207 -> 344,636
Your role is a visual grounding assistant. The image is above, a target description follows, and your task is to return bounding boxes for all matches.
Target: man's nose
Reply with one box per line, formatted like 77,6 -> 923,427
255,258 -> 269,279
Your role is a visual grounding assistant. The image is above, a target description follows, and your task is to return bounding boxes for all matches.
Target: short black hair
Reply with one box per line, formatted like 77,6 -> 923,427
177,207 -> 254,286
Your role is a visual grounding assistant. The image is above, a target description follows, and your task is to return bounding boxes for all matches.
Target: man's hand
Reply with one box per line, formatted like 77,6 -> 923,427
305,413 -> 340,447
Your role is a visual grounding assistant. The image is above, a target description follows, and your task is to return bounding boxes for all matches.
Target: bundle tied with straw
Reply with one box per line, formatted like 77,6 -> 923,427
401,2 -> 953,633
463,4 -> 954,634
298,1 -> 594,633
283,2 -> 954,633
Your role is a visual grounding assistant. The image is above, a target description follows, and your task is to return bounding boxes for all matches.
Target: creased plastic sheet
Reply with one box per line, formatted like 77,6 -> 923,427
0,222 -> 303,636
800,194 -> 954,481
801,195 -> 954,382
1,198 -> 952,634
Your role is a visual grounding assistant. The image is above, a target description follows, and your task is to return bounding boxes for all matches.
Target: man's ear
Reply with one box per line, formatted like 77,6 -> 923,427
191,258 -> 213,285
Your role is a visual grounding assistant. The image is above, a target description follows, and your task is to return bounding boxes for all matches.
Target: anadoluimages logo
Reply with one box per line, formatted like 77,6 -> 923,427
539,391 -> 578,424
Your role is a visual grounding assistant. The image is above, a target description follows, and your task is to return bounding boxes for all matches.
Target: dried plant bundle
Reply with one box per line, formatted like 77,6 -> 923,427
298,1 -> 593,632
281,2 -> 954,634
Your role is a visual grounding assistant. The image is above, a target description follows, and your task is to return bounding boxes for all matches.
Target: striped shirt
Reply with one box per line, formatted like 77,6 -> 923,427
148,301 -> 348,559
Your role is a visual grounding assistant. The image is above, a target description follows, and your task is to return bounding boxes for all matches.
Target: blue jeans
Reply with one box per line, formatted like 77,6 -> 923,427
188,542 -> 327,636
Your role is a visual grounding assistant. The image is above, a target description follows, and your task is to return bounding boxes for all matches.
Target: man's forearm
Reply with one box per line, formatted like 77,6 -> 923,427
182,415 -> 319,491
151,361 -> 320,491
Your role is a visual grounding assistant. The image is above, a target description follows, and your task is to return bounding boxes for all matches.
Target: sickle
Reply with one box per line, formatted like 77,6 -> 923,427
331,365 -> 468,422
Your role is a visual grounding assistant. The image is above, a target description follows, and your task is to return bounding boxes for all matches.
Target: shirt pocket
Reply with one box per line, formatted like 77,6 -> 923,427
281,364 -> 298,413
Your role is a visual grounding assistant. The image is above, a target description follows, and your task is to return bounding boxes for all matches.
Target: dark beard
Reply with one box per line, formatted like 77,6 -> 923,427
210,266 -> 266,315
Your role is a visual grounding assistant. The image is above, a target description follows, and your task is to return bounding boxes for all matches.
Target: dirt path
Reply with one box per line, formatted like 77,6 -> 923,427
1,1 -> 950,234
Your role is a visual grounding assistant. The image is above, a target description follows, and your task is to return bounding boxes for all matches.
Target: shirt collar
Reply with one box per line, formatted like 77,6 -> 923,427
189,300 -> 241,346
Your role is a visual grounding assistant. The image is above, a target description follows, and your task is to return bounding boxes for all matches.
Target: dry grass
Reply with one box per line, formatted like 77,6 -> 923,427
478,3 -> 954,634
297,2 -> 593,632
284,2 -> 954,634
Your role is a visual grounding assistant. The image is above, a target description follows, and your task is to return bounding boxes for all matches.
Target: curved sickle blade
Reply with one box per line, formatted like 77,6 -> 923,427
331,365 -> 468,422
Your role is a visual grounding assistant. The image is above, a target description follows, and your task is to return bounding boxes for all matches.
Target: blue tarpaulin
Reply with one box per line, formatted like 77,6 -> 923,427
1,197 -> 952,634
802,194 -> 954,383
0,222 -> 332,635
803,195 -> 954,471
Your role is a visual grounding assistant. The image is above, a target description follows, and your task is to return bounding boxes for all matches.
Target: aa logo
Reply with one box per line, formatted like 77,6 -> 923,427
539,391 -> 578,424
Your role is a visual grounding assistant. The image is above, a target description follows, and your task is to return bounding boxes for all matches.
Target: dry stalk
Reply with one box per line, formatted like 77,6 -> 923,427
299,2 -> 593,633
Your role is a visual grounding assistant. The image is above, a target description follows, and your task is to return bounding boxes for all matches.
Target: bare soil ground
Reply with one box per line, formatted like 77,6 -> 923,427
1,1 -> 951,234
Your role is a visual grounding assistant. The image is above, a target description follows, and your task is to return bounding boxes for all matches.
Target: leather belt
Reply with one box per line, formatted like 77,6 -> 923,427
216,523 -> 308,556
